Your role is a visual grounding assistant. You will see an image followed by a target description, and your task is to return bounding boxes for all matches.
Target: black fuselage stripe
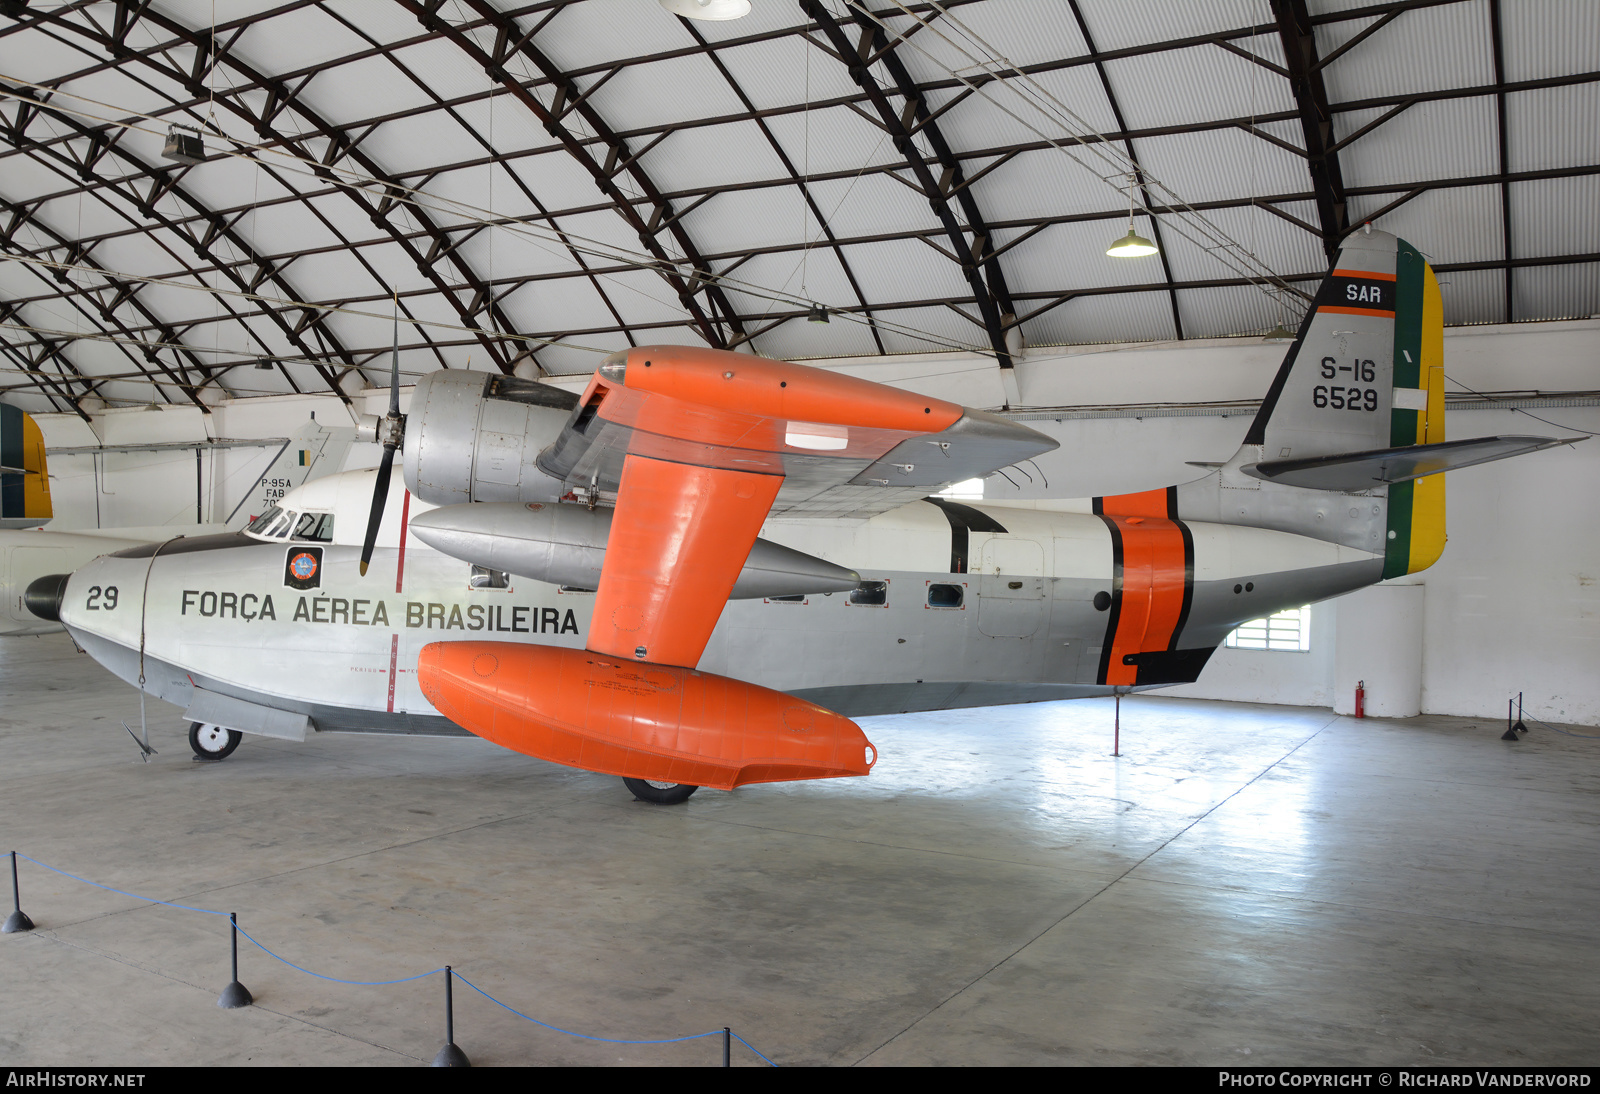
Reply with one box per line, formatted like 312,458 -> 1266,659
1169,519 -> 1195,652
923,498 -> 1008,574
1097,515 -> 1124,686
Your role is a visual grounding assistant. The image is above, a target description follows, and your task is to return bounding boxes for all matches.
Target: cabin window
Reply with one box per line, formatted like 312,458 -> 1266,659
849,580 -> 888,607
291,511 -> 335,542
927,583 -> 964,608
469,565 -> 511,591
1225,606 -> 1311,651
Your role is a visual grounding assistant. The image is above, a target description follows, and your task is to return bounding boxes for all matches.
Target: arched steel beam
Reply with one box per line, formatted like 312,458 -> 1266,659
1067,1 -> 1185,340
0,195 -> 215,411
0,86 -> 357,406
20,4 -> 525,377
801,1 -> 1013,381
1272,0 -> 1351,262
676,17 -> 886,354
1488,0 -> 1513,321
318,2 -> 632,368
414,0 -> 746,350
839,5 -> 1021,331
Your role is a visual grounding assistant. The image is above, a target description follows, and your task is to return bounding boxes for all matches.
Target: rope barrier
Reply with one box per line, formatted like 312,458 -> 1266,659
6,851 -> 777,1066
457,972 -> 774,1062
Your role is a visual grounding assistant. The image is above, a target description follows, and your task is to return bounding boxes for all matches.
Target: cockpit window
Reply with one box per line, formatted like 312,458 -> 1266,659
247,506 -> 284,535
246,506 -> 292,539
292,511 -> 335,542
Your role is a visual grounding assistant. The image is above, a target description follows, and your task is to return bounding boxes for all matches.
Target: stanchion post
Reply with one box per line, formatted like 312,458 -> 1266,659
432,966 -> 471,1067
723,1027 -> 731,1067
217,912 -> 253,1008
1113,692 -> 1121,757
1502,697 -> 1521,741
3,852 -> 34,933
1514,692 -> 1526,734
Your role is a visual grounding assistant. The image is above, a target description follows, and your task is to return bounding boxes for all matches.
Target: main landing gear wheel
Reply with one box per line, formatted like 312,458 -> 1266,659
623,778 -> 699,805
189,722 -> 242,761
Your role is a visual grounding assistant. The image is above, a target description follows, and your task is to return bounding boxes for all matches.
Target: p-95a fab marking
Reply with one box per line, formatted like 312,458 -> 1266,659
1321,357 -> 1377,382
1313,386 -> 1379,412
85,585 -> 119,610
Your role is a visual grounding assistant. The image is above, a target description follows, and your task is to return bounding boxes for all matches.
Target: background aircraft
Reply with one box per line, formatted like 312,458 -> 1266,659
31,230 -> 1579,802
0,420 -> 352,637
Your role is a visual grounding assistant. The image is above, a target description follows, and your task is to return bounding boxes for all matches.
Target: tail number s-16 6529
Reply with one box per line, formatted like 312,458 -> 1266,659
1313,386 -> 1378,411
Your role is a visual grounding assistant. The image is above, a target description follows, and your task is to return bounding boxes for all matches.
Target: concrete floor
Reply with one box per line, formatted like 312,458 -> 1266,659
1,634 -> 1596,1067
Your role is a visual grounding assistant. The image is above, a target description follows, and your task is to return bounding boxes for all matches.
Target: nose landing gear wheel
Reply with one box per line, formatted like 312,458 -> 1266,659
189,722 -> 242,761
622,778 -> 699,805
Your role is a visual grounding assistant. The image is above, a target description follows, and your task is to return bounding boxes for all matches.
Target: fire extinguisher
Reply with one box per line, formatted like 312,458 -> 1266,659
1355,680 -> 1366,719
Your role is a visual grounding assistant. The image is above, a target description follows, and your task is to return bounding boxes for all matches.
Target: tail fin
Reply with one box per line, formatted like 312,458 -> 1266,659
1232,229 -> 1447,575
222,419 -> 356,528
0,405 -> 52,529
1149,229 -> 1581,574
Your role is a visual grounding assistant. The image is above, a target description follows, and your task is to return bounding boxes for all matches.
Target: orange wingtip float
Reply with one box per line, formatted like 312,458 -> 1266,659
417,641 -> 877,791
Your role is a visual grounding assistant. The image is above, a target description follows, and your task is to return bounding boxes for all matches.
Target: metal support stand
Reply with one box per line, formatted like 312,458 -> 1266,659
723,1027 -> 731,1067
217,912 -> 253,1008
1502,693 -> 1527,741
1113,691 -> 1121,757
432,966 -> 471,1067
3,852 -> 34,933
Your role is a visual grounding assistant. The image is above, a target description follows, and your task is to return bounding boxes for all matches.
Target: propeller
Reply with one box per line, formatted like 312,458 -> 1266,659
359,299 -> 405,577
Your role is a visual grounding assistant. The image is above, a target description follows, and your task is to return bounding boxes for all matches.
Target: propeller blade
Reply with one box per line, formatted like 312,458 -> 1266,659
359,442 -> 396,577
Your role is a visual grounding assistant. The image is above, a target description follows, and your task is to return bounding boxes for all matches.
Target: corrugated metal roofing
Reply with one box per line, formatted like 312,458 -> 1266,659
0,0 -> 1594,413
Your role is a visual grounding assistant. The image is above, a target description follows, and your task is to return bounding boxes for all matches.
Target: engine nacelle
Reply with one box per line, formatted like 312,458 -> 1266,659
408,501 -> 861,600
403,369 -> 578,507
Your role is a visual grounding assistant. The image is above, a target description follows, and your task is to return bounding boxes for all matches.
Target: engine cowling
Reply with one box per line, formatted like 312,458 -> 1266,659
403,369 -> 577,506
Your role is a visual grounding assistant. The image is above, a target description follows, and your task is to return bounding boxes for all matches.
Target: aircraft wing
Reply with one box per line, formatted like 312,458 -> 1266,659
538,346 -> 1055,522
537,345 -> 1055,667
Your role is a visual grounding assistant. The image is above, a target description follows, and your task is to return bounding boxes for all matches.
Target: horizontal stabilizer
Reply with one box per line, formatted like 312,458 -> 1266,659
1241,435 -> 1584,491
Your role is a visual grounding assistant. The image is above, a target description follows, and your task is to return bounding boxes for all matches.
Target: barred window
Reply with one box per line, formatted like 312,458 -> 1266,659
1225,605 -> 1312,651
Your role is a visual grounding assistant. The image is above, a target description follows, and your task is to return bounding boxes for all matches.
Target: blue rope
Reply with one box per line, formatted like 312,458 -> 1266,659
11,852 -> 777,1064
16,853 -> 229,916
231,923 -> 444,986
731,1030 -> 778,1067
453,972 -> 777,1064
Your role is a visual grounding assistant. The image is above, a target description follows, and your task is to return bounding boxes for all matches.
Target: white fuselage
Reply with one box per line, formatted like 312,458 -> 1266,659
55,471 -> 1384,731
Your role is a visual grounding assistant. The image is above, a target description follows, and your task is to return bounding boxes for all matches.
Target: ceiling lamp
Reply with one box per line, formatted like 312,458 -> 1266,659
658,0 -> 750,20
1107,173 -> 1158,258
1263,323 -> 1296,340
162,124 -> 205,165
807,304 -> 830,324
1106,230 -> 1158,258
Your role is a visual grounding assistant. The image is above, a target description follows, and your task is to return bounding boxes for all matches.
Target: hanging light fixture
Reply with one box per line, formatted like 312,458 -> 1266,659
658,0 -> 750,19
1263,323 -> 1296,340
1106,173 -> 1158,258
807,304 -> 830,324
162,124 -> 205,165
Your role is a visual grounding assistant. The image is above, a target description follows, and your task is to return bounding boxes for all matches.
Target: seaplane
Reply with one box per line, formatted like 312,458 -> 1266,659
24,229 -> 1579,803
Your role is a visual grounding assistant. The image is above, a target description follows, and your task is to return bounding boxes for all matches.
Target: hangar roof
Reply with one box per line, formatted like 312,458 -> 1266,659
0,0 -> 1596,416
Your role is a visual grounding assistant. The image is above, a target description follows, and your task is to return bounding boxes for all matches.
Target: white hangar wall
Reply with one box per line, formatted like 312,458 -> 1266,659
17,320 -> 1599,725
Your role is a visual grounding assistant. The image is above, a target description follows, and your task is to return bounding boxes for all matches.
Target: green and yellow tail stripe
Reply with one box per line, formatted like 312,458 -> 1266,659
1383,239 -> 1446,578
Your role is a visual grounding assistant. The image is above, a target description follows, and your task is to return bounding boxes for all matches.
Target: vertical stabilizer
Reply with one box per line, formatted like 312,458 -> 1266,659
1383,239 -> 1446,577
223,420 -> 357,528
0,406 -> 52,529
1167,229 -> 1449,570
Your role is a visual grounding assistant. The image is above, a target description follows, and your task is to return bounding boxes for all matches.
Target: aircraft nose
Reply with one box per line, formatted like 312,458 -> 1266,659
24,573 -> 71,622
